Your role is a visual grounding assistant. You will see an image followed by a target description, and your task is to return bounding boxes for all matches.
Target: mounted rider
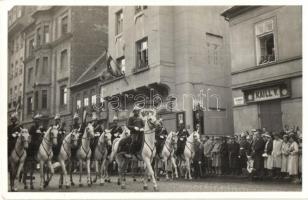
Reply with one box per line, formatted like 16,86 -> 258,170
175,120 -> 190,157
155,118 -> 168,157
52,114 -> 66,161
110,116 -> 123,143
90,113 -> 103,159
8,112 -> 22,157
125,105 -> 144,158
70,113 -> 84,158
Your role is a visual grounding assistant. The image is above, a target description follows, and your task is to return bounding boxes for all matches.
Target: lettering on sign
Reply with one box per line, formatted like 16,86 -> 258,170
234,96 -> 244,105
253,87 -> 281,102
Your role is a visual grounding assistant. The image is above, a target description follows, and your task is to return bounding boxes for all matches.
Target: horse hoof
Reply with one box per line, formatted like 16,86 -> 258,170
154,186 -> 159,192
143,185 -> 148,190
24,185 -> 28,190
93,179 -> 97,183
66,185 -> 70,189
71,182 -> 75,186
100,182 -> 104,186
121,185 -> 126,189
59,185 -> 62,189
133,178 -> 137,182
30,185 -> 34,190
79,183 -> 83,187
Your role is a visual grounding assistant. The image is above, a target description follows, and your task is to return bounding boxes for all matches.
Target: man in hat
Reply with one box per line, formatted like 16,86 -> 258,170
126,105 -> 145,158
175,120 -> 190,157
228,136 -> 240,175
203,136 -> 214,175
8,112 -> 21,157
52,114 -> 66,161
155,118 -> 168,157
239,133 -> 251,174
28,114 -> 44,170
251,130 -> 265,179
110,115 -> 123,143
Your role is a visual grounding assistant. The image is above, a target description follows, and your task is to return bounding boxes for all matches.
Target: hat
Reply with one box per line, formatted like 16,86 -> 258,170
283,134 -> 289,138
240,132 -> 246,138
33,113 -> 42,120
113,115 -> 118,121
73,113 -> 80,119
54,114 -> 60,120
264,133 -> 271,138
133,105 -> 141,111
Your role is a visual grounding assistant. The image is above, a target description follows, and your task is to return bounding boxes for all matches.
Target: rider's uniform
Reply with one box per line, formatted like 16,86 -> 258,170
127,115 -> 144,154
155,126 -> 168,156
28,123 -> 44,159
70,122 -> 85,159
175,128 -> 190,156
110,123 -> 123,143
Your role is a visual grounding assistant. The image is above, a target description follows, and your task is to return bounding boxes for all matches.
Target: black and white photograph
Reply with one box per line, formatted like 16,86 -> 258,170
1,1 -> 307,199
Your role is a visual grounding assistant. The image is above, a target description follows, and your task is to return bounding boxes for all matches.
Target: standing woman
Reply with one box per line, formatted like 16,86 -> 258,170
263,133 -> 273,178
211,137 -> 222,175
281,134 -> 290,178
287,134 -> 299,182
298,136 -> 302,183
272,132 -> 283,178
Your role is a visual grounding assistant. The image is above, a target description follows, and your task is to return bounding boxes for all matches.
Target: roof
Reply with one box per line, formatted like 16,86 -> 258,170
70,51 -> 107,89
221,6 -> 261,20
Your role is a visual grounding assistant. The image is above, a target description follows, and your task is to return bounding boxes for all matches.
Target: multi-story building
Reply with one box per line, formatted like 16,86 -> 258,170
221,6 -> 302,133
8,6 -> 36,121
91,6 -> 233,134
22,6 -> 108,128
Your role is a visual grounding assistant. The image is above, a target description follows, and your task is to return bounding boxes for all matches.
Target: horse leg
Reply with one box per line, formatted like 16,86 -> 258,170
163,158 -> 169,180
79,160 -> 83,187
186,158 -> 192,180
23,161 -> 28,189
10,161 -> 17,191
39,160 -> 44,190
100,159 -> 105,185
144,157 -> 158,191
70,159 -> 75,186
16,160 -> 24,184
93,160 -> 98,183
60,160 -> 68,188
45,160 -> 54,188
86,159 -> 91,187
172,156 -> 179,179
30,160 -> 35,189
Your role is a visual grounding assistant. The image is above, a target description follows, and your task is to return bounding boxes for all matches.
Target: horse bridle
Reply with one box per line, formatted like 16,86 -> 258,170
41,127 -> 58,159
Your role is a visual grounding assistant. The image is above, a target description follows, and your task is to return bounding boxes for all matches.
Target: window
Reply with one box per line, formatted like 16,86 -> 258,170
28,68 -> 33,83
27,97 -> 32,114
116,56 -> 125,73
136,38 -> 148,69
17,7 -> 22,18
61,16 -> 68,35
116,10 -> 123,35
11,40 -> 14,54
60,86 -> 67,106
43,25 -> 50,43
42,90 -> 47,109
34,91 -> 39,110
35,58 -> 39,76
42,57 -> 48,74
91,89 -> 96,105
135,6 -> 147,14
84,97 -> 89,107
255,19 -> 276,65
60,49 -> 68,69
36,27 -> 41,47
29,39 -> 34,57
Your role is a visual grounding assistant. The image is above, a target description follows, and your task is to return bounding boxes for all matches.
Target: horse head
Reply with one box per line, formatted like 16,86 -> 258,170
170,131 -> 178,145
50,125 -> 59,146
192,131 -> 201,144
142,109 -> 160,131
85,122 -> 95,139
20,128 -> 30,149
102,130 -> 112,146
71,130 -> 80,147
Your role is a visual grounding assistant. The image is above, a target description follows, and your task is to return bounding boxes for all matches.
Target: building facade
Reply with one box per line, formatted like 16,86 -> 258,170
92,6 -> 233,134
22,6 -> 108,128
8,6 -> 36,121
222,6 -> 302,133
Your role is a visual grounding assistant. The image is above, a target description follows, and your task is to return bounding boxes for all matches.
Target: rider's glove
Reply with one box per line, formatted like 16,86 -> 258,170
134,127 -> 139,131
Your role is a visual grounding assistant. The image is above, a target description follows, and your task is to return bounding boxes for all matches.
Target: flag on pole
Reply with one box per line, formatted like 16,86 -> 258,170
105,49 -> 125,78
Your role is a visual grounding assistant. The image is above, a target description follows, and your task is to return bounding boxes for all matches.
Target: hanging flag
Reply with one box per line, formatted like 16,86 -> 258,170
106,49 -> 125,78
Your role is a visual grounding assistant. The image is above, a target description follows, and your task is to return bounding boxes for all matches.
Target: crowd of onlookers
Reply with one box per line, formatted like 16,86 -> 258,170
190,126 -> 302,183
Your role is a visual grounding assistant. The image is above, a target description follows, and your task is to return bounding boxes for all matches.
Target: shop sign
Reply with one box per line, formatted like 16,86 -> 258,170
233,96 -> 244,106
245,85 -> 289,103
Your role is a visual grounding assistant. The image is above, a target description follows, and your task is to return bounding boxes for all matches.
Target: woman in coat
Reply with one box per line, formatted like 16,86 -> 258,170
287,134 -> 299,182
211,137 -> 222,175
263,133 -> 273,177
281,134 -> 290,177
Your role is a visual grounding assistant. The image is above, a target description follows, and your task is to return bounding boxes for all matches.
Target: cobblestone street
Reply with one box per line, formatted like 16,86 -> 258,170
11,173 -> 301,192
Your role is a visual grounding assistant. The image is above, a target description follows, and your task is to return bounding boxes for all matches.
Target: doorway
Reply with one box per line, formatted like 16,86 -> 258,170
259,100 -> 283,132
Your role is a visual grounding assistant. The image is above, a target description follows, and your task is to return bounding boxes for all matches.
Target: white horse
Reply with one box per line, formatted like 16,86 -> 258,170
8,128 -> 30,191
112,109 -> 160,191
37,126 -> 59,190
58,130 -> 80,189
159,131 -> 179,180
93,130 -> 112,185
178,131 -> 200,180
76,123 -> 95,187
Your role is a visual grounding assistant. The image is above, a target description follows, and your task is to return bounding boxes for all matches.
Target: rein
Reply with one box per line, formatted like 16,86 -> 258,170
13,137 -> 26,163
